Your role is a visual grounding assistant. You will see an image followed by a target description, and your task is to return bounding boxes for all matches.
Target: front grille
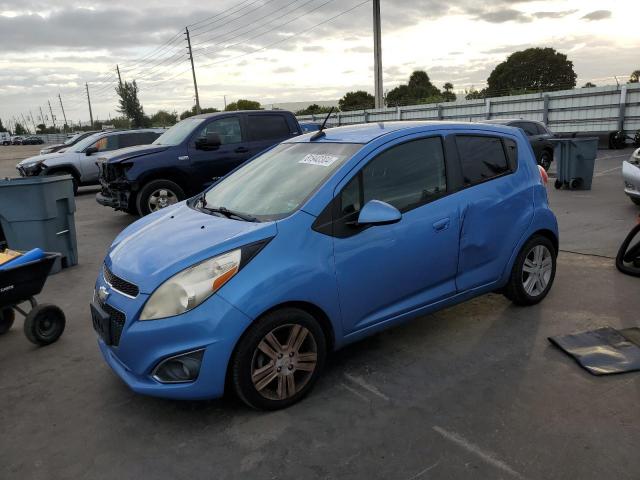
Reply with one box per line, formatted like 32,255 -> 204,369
103,265 -> 139,297
97,298 -> 126,346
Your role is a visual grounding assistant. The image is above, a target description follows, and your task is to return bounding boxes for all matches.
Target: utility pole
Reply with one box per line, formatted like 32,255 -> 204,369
372,0 -> 383,109
185,27 -> 201,114
21,114 -> 29,134
29,110 -> 37,133
48,100 -> 57,129
85,83 -> 94,128
224,95 -> 227,110
58,93 -> 68,132
116,65 -> 123,88
39,106 -> 46,127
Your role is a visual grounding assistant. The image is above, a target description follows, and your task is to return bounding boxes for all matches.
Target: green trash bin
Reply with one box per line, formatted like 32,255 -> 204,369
551,138 -> 598,190
0,175 -> 78,273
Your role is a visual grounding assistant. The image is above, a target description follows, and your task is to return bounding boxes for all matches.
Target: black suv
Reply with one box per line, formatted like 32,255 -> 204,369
97,110 -> 302,216
486,119 -> 556,170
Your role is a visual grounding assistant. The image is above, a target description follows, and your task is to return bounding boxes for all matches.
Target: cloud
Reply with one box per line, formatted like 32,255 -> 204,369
466,7 -> 532,23
532,10 -> 578,19
272,66 -> 294,74
581,10 -> 612,21
301,45 -> 324,52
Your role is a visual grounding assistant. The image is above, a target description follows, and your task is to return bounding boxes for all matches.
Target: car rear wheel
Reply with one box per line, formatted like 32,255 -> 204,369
231,308 -> 326,410
504,235 -> 557,306
47,171 -> 79,195
631,197 -> 640,206
136,179 -> 185,216
538,151 -> 552,171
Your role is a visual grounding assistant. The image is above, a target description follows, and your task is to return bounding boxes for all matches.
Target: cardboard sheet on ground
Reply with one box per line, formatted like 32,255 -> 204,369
549,327 -> 640,375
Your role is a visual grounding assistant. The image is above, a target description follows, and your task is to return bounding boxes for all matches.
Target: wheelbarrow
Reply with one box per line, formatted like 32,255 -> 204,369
0,252 -> 66,345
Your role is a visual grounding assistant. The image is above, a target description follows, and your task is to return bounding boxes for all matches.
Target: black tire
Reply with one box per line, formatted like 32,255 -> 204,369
231,308 -> 327,410
136,179 -> 185,216
0,308 -> 15,335
538,151 -> 552,171
631,197 -> 640,206
24,304 -> 66,346
554,179 -> 563,190
504,235 -> 557,306
569,178 -> 582,190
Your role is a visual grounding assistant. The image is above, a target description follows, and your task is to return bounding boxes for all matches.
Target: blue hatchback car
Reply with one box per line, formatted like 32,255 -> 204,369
92,121 -> 558,410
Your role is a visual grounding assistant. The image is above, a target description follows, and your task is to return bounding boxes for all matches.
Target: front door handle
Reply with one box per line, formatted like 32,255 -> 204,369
235,147 -> 249,153
433,218 -> 450,232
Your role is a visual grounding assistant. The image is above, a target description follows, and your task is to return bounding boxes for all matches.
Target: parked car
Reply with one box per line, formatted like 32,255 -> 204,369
92,121 -> 558,410
16,129 -> 163,194
11,136 -> 24,145
22,136 -> 44,145
39,131 -> 98,155
486,119 -> 555,170
623,147 -> 640,206
0,132 -> 11,145
96,110 -> 302,216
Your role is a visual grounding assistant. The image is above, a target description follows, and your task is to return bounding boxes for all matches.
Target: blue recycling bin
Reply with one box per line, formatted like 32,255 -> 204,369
0,175 -> 78,273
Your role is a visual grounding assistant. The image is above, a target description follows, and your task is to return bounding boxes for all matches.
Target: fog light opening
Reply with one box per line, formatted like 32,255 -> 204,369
152,349 -> 204,383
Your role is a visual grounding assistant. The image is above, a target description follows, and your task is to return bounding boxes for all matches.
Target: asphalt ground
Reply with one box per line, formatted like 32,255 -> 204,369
1,144 -> 639,480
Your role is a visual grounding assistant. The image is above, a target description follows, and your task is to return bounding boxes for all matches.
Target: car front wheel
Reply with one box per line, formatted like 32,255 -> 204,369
136,179 -> 185,216
504,235 -> 557,306
231,308 -> 326,410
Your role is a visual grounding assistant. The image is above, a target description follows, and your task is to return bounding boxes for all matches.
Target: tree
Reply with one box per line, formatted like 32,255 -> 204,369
295,104 -> 334,115
582,82 -> 597,88
465,88 -> 487,100
14,123 -> 27,135
339,90 -> 375,111
629,70 -> 640,83
115,80 -> 149,127
442,82 -> 457,102
225,99 -> 261,111
150,110 -> 178,127
0,119 -> 6,132
180,106 -> 220,120
486,47 -> 576,96
385,70 -> 443,106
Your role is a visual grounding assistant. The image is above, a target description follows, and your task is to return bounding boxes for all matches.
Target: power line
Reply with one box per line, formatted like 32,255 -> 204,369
188,0 -> 264,31
190,0 -> 281,40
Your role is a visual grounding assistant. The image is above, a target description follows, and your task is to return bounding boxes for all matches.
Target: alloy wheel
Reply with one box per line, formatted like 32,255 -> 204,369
521,245 -> 553,297
147,188 -> 178,212
250,324 -> 318,401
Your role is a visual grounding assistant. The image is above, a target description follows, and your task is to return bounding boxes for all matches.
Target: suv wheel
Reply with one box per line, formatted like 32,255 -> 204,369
231,308 -> 326,410
504,234 -> 557,306
47,171 -> 79,195
136,180 -> 185,216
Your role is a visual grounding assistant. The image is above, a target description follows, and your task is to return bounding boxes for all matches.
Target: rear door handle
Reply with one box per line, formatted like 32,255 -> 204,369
235,147 -> 249,153
433,218 -> 450,232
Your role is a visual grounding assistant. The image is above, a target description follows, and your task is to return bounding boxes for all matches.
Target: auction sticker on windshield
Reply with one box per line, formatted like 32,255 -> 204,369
299,153 -> 340,167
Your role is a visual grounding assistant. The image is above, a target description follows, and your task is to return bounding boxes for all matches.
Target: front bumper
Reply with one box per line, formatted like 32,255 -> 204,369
622,161 -> 640,199
93,271 -> 253,400
16,163 -> 44,177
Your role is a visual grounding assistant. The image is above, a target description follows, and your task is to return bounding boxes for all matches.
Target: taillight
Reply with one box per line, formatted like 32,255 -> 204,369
538,165 -> 548,186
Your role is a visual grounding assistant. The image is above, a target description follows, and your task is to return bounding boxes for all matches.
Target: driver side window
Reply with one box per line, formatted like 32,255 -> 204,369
339,136 -> 447,222
198,118 -> 242,145
91,136 -> 118,152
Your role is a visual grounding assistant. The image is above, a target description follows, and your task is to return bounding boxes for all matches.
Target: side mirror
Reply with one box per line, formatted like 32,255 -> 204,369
196,132 -> 222,150
85,146 -> 98,156
357,200 -> 401,226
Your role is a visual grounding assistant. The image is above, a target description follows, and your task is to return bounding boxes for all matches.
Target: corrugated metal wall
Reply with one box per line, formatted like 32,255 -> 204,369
297,84 -> 640,136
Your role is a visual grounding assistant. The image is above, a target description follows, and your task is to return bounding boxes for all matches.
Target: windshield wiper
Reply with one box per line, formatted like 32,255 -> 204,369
198,196 -> 258,222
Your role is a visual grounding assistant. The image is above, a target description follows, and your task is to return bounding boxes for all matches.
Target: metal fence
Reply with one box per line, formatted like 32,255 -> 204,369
296,83 -> 640,137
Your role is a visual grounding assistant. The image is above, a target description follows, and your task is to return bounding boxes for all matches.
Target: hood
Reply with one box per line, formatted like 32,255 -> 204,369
105,203 -> 277,294
17,150 -> 74,167
101,144 -> 171,164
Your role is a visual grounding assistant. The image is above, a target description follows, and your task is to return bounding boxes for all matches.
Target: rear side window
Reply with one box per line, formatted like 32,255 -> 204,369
247,115 -> 290,141
340,137 -> 446,217
456,135 -> 511,186
118,133 -> 150,148
517,122 -> 539,136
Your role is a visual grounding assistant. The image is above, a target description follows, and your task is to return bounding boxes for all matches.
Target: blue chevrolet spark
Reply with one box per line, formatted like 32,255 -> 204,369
92,121 -> 558,410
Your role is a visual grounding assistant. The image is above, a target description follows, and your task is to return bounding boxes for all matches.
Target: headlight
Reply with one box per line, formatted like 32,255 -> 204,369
140,249 -> 241,321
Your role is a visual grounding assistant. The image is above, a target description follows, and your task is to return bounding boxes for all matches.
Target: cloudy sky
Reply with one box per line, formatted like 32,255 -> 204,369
0,0 -> 637,127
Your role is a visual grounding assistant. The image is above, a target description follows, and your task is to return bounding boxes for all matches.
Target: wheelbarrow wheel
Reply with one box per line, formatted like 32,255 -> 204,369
0,308 -> 15,335
24,304 -> 66,346
554,179 -> 563,190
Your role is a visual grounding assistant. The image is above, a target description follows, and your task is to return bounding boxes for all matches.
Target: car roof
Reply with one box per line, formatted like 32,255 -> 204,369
484,119 -> 542,125
190,110 -> 289,119
288,121 -> 521,144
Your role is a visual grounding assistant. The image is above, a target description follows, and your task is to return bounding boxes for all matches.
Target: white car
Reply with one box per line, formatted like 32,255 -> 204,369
0,132 -> 10,145
623,148 -> 640,206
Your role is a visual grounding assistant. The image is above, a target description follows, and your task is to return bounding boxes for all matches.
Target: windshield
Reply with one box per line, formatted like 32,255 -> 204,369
153,118 -> 205,146
202,142 -> 361,221
64,133 -> 83,145
72,132 -> 104,152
